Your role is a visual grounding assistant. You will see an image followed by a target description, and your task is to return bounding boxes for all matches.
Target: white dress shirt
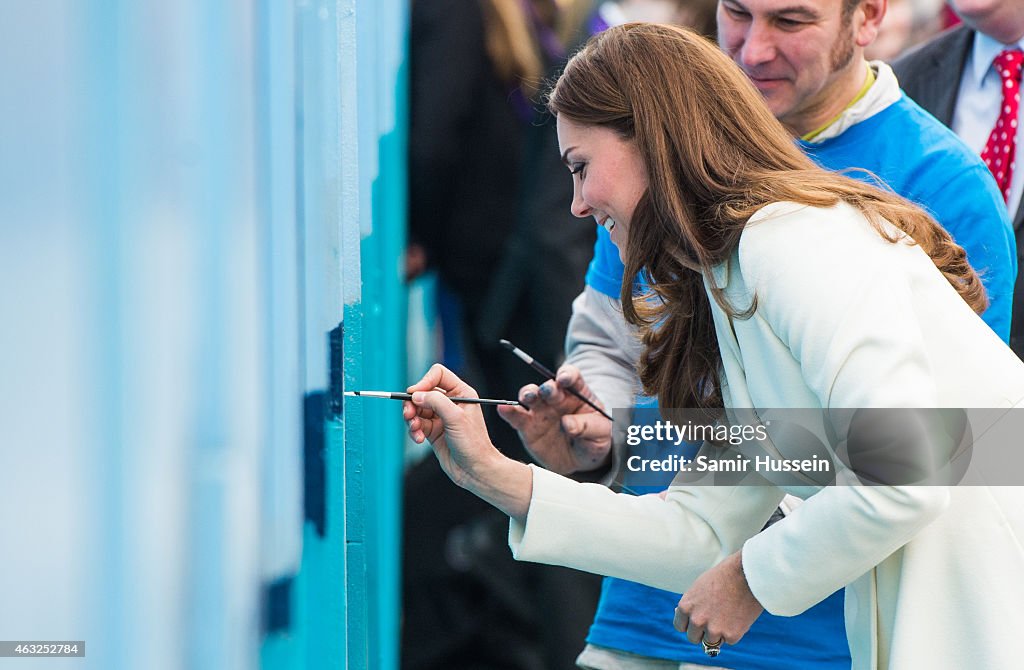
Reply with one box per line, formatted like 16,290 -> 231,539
952,32 -> 1024,216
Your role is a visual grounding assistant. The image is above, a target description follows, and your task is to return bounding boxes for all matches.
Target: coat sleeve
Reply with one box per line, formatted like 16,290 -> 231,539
510,465 -> 784,592
734,204 -> 951,616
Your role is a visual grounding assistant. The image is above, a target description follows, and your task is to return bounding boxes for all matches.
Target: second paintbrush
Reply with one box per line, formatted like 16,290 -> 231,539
498,339 -> 615,422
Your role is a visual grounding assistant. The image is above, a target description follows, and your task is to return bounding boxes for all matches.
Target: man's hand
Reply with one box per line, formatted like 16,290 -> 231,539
672,551 -> 763,650
497,364 -> 613,475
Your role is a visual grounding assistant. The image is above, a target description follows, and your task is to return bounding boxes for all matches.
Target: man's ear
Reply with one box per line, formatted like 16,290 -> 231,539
854,0 -> 887,48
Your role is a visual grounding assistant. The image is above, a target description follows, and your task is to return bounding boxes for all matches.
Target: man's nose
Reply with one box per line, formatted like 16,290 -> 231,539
739,24 -> 776,68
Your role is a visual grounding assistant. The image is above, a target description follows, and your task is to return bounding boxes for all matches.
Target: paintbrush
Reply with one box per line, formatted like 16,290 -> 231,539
344,390 -> 521,406
498,339 -> 614,421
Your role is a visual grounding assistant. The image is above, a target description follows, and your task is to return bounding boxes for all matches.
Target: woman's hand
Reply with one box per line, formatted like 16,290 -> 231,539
403,364 -> 533,520
672,551 -> 763,651
497,364 -> 612,475
403,364 -> 492,488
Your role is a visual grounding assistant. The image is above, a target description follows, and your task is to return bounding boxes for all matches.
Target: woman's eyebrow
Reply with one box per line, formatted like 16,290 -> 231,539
560,146 -> 578,166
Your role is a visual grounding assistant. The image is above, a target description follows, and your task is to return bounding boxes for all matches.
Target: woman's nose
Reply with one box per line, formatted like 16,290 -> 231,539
570,183 -> 591,218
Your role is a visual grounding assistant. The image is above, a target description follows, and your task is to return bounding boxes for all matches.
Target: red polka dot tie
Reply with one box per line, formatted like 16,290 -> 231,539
981,49 -> 1024,203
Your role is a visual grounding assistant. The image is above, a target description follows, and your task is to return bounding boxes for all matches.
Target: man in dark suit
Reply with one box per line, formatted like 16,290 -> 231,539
893,0 -> 1024,359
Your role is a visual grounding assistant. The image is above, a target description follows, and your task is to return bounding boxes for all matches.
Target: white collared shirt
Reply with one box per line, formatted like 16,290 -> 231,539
952,32 -> 1024,216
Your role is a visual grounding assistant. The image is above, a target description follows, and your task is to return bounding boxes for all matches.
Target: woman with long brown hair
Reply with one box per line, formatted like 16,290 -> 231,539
403,23 -> 1024,670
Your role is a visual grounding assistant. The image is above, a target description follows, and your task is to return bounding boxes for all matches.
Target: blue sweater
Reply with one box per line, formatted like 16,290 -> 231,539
583,94 -> 1017,668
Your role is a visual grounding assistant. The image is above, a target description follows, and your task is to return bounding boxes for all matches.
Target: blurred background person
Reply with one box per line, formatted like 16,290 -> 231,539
588,0 -> 717,37
403,1 -> 600,668
865,0 -> 946,62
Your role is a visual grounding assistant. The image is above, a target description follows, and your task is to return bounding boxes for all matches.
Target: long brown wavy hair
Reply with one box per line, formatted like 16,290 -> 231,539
546,23 -> 986,410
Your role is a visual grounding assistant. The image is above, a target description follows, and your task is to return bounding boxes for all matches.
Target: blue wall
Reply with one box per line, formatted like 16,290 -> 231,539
0,1 -> 406,668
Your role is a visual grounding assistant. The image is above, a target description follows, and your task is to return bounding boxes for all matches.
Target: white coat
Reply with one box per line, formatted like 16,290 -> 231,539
509,202 -> 1024,670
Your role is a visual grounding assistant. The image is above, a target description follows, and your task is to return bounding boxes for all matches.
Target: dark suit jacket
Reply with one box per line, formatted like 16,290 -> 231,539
893,26 -> 1024,359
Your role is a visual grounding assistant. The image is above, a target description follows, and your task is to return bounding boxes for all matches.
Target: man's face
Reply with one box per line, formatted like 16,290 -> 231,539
717,0 -> 859,134
951,0 -> 1024,44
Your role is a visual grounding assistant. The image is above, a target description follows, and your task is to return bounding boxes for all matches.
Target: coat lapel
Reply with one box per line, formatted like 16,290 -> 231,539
707,258 -> 758,407
919,26 -> 974,126
894,25 -> 974,125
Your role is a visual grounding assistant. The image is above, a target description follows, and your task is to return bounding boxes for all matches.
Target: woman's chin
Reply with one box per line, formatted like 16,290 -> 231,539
611,230 -> 626,263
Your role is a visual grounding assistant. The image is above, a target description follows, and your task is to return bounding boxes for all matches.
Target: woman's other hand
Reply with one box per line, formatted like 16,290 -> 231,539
673,551 -> 763,651
403,364 -> 533,520
497,364 -> 613,475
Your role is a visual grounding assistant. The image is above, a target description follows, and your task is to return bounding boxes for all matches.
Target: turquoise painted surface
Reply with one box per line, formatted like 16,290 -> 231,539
1,0 -> 402,666
349,0 -> 407,668
262,0 -> 406,667
358,2 -> 408,667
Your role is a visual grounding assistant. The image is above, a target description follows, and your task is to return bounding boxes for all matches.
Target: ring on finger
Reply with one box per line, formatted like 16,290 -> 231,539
701,637 -> 723,658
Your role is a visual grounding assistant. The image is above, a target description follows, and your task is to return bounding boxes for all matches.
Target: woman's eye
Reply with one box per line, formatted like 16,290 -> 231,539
570,163 -> 586,177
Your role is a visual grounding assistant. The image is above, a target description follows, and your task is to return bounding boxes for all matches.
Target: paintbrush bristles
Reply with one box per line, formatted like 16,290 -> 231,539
499,338 -> 533,364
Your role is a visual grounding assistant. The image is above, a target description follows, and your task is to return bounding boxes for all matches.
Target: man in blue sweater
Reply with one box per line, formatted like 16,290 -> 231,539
498,1 -> 1017,669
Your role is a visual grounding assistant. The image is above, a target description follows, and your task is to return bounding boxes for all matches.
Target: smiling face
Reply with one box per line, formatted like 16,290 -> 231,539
556,115 -> 648,260
717,0 -> 882,136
